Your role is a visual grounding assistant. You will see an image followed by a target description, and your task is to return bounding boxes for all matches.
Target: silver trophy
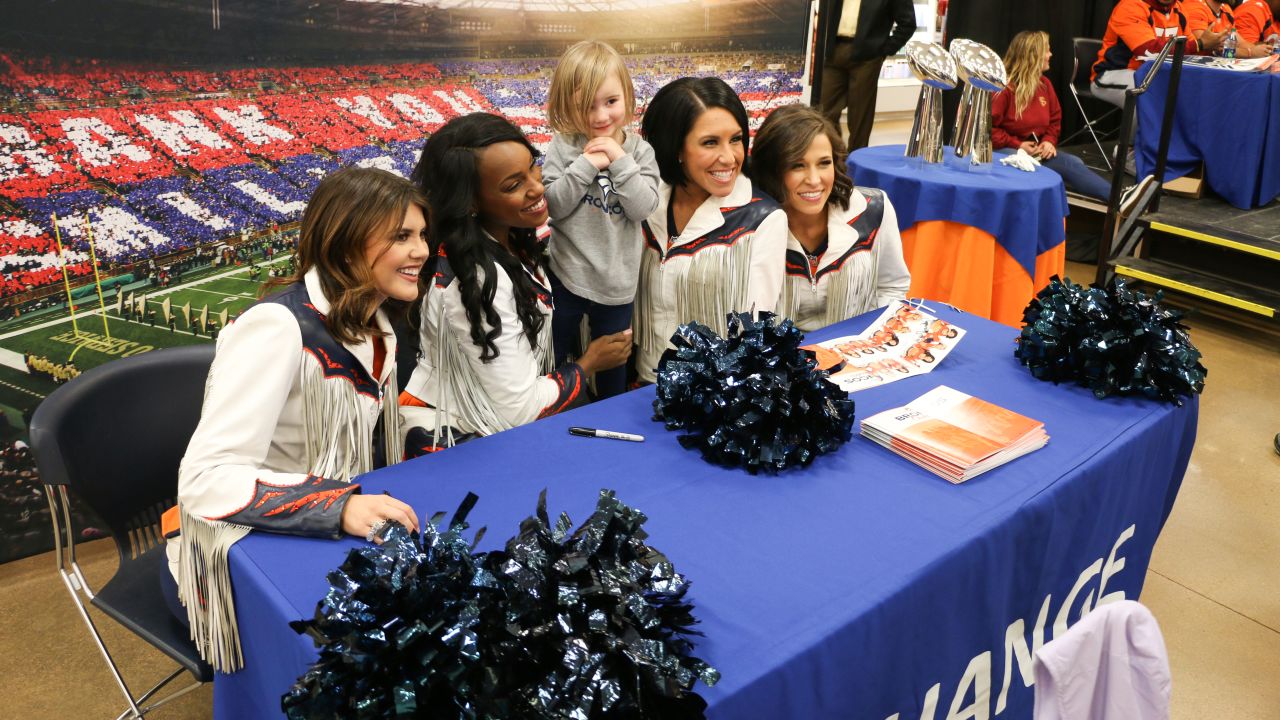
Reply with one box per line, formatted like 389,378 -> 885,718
949,39 -> 978,157
951,41 -> 1007,164
904,41 -> 958,164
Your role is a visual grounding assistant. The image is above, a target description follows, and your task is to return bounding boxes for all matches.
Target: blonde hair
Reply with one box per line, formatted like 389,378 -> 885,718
1003,31 -> 1050,118
546,40 -> 635,136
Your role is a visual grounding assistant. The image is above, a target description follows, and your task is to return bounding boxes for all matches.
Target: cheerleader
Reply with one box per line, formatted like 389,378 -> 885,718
167,167 -> 426,670
750,104 -> 910,331
635,77 -> 789,383
400,113 -> 630,453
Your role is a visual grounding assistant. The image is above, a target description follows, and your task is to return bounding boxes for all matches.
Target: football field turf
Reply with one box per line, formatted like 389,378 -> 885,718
0,258 -> 292,427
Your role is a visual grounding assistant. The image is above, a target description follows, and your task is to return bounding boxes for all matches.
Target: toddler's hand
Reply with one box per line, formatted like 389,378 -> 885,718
584,150 -> 612,171
584,137 -> 625,163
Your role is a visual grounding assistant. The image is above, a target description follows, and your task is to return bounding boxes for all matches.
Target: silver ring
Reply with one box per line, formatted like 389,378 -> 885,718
366,518 -> 388,543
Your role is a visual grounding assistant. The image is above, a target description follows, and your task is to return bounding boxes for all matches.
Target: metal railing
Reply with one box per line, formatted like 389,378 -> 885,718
1096,35 -> 1186,285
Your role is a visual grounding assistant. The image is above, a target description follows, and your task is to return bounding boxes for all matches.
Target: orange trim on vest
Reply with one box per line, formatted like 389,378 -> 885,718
161,504 -> 181,538
399,390 -> 429,407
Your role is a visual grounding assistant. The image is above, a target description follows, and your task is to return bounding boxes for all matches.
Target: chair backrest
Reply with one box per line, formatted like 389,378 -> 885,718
1072,37 -> 1103,90
1033,600 -> 1171,720
30,344 -> 214,560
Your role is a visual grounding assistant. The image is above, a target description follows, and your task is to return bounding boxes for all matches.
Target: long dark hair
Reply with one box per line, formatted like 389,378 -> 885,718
270,166 -> 427,345
641,76 -> 752,188
412,112 -> 546,362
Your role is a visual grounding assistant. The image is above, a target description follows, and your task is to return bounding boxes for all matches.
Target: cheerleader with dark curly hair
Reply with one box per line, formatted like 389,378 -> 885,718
400,113 -> 630,455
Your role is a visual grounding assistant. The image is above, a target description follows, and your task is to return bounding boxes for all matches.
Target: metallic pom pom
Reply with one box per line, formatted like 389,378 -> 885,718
1014,276 -> 1207,406
653,312 -> 856,473
283,490 -> 717,719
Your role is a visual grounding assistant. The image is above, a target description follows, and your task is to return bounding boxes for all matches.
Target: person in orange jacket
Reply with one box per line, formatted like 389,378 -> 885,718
1091,0 -> 1217,109
1186,0 -> 1276,56
1234,0 -> 1280,47
1183,0 -> 1235,35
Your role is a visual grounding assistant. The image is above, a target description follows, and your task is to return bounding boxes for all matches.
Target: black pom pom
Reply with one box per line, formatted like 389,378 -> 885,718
1014,276 -> 1207,405
283,490 -> 718,719
281,493 -> 498,719
489,489 -> 718,720
652,312 -> 856,473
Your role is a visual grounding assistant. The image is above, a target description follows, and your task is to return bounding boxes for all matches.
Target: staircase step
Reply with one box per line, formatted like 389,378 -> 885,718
1143,214 -> 1280,261
1112,257 -> 1280,319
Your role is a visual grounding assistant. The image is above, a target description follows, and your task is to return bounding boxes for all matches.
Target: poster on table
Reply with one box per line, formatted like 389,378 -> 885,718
804,300 -> 967,392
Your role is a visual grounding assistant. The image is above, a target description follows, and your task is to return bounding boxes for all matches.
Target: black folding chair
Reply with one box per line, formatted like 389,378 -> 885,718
1062,37 -> 1121,170
29,345 -> 215,719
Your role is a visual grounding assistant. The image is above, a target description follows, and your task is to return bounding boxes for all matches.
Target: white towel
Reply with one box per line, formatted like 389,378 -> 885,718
999,148 -> 1042,172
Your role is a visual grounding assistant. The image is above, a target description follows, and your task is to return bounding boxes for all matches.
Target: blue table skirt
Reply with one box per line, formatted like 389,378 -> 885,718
216,306 -> 1197,720
848,145 -> 1069,279
1136,61 -> 1280,209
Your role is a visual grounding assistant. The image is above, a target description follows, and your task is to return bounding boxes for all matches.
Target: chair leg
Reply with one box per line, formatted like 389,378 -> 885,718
48,487 -> 146,717
57,568 -> 145,718
45,490 -> 207,718
114,668 -> 204,719
1069,85 -> 1113,172
133,667 -> 187,706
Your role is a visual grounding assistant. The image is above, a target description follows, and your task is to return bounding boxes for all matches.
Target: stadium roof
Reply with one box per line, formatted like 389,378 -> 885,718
1,0 -> 805,62
353,0 -> 699,10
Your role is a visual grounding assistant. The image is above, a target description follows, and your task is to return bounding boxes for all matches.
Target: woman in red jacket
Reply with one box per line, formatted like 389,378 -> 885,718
993,31 -> 1112,200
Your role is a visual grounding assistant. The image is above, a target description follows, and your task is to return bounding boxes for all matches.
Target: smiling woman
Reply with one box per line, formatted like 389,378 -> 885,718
633,76 -> 790,383
399,112 -> 631,455
165,166 -> 427,670
750,104 -> 910,331
365,202 -> 429,304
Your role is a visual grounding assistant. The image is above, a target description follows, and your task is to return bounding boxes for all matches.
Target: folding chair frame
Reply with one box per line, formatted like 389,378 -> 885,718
46,484 -> 204,719
1061,38 -> 1122,170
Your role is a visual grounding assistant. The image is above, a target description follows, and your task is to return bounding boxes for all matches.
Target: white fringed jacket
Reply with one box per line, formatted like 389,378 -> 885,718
168,269 -> 402,671
635,174 -> 789,383
401,246 -> 583,442
779,187 -> 912,331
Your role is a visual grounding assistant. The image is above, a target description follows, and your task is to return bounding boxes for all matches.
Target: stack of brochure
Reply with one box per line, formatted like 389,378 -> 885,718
861,386 -> 1048,483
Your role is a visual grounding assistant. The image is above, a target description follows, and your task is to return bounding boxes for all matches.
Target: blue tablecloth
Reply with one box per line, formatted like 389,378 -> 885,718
848,145 -> 1069,279
215,306 -> 1197,720
1136,61 -> 1280,209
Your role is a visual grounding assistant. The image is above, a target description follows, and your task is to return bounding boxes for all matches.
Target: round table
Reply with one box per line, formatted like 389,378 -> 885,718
848,144 -> 1069,326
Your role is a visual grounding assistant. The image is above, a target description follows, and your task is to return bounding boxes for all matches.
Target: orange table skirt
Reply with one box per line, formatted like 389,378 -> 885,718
900,220 -> 1066,328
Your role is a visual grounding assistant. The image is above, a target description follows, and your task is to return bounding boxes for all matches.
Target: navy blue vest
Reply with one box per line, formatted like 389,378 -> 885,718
260,282 -> 380,398
642,193 -> 782,258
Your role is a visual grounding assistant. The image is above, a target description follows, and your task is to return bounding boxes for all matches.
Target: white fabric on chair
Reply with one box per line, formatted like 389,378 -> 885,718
1033,599 -> 1171,720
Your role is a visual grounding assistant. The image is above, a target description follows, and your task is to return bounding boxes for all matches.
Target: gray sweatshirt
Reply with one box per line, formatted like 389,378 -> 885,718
543,131 -> 661,305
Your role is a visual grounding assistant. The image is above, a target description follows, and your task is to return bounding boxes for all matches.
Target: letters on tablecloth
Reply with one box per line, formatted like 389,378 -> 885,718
884,524 -> 1135,720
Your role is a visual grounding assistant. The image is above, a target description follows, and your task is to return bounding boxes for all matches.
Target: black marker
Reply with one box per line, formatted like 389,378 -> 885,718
569,427 -> 645,442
